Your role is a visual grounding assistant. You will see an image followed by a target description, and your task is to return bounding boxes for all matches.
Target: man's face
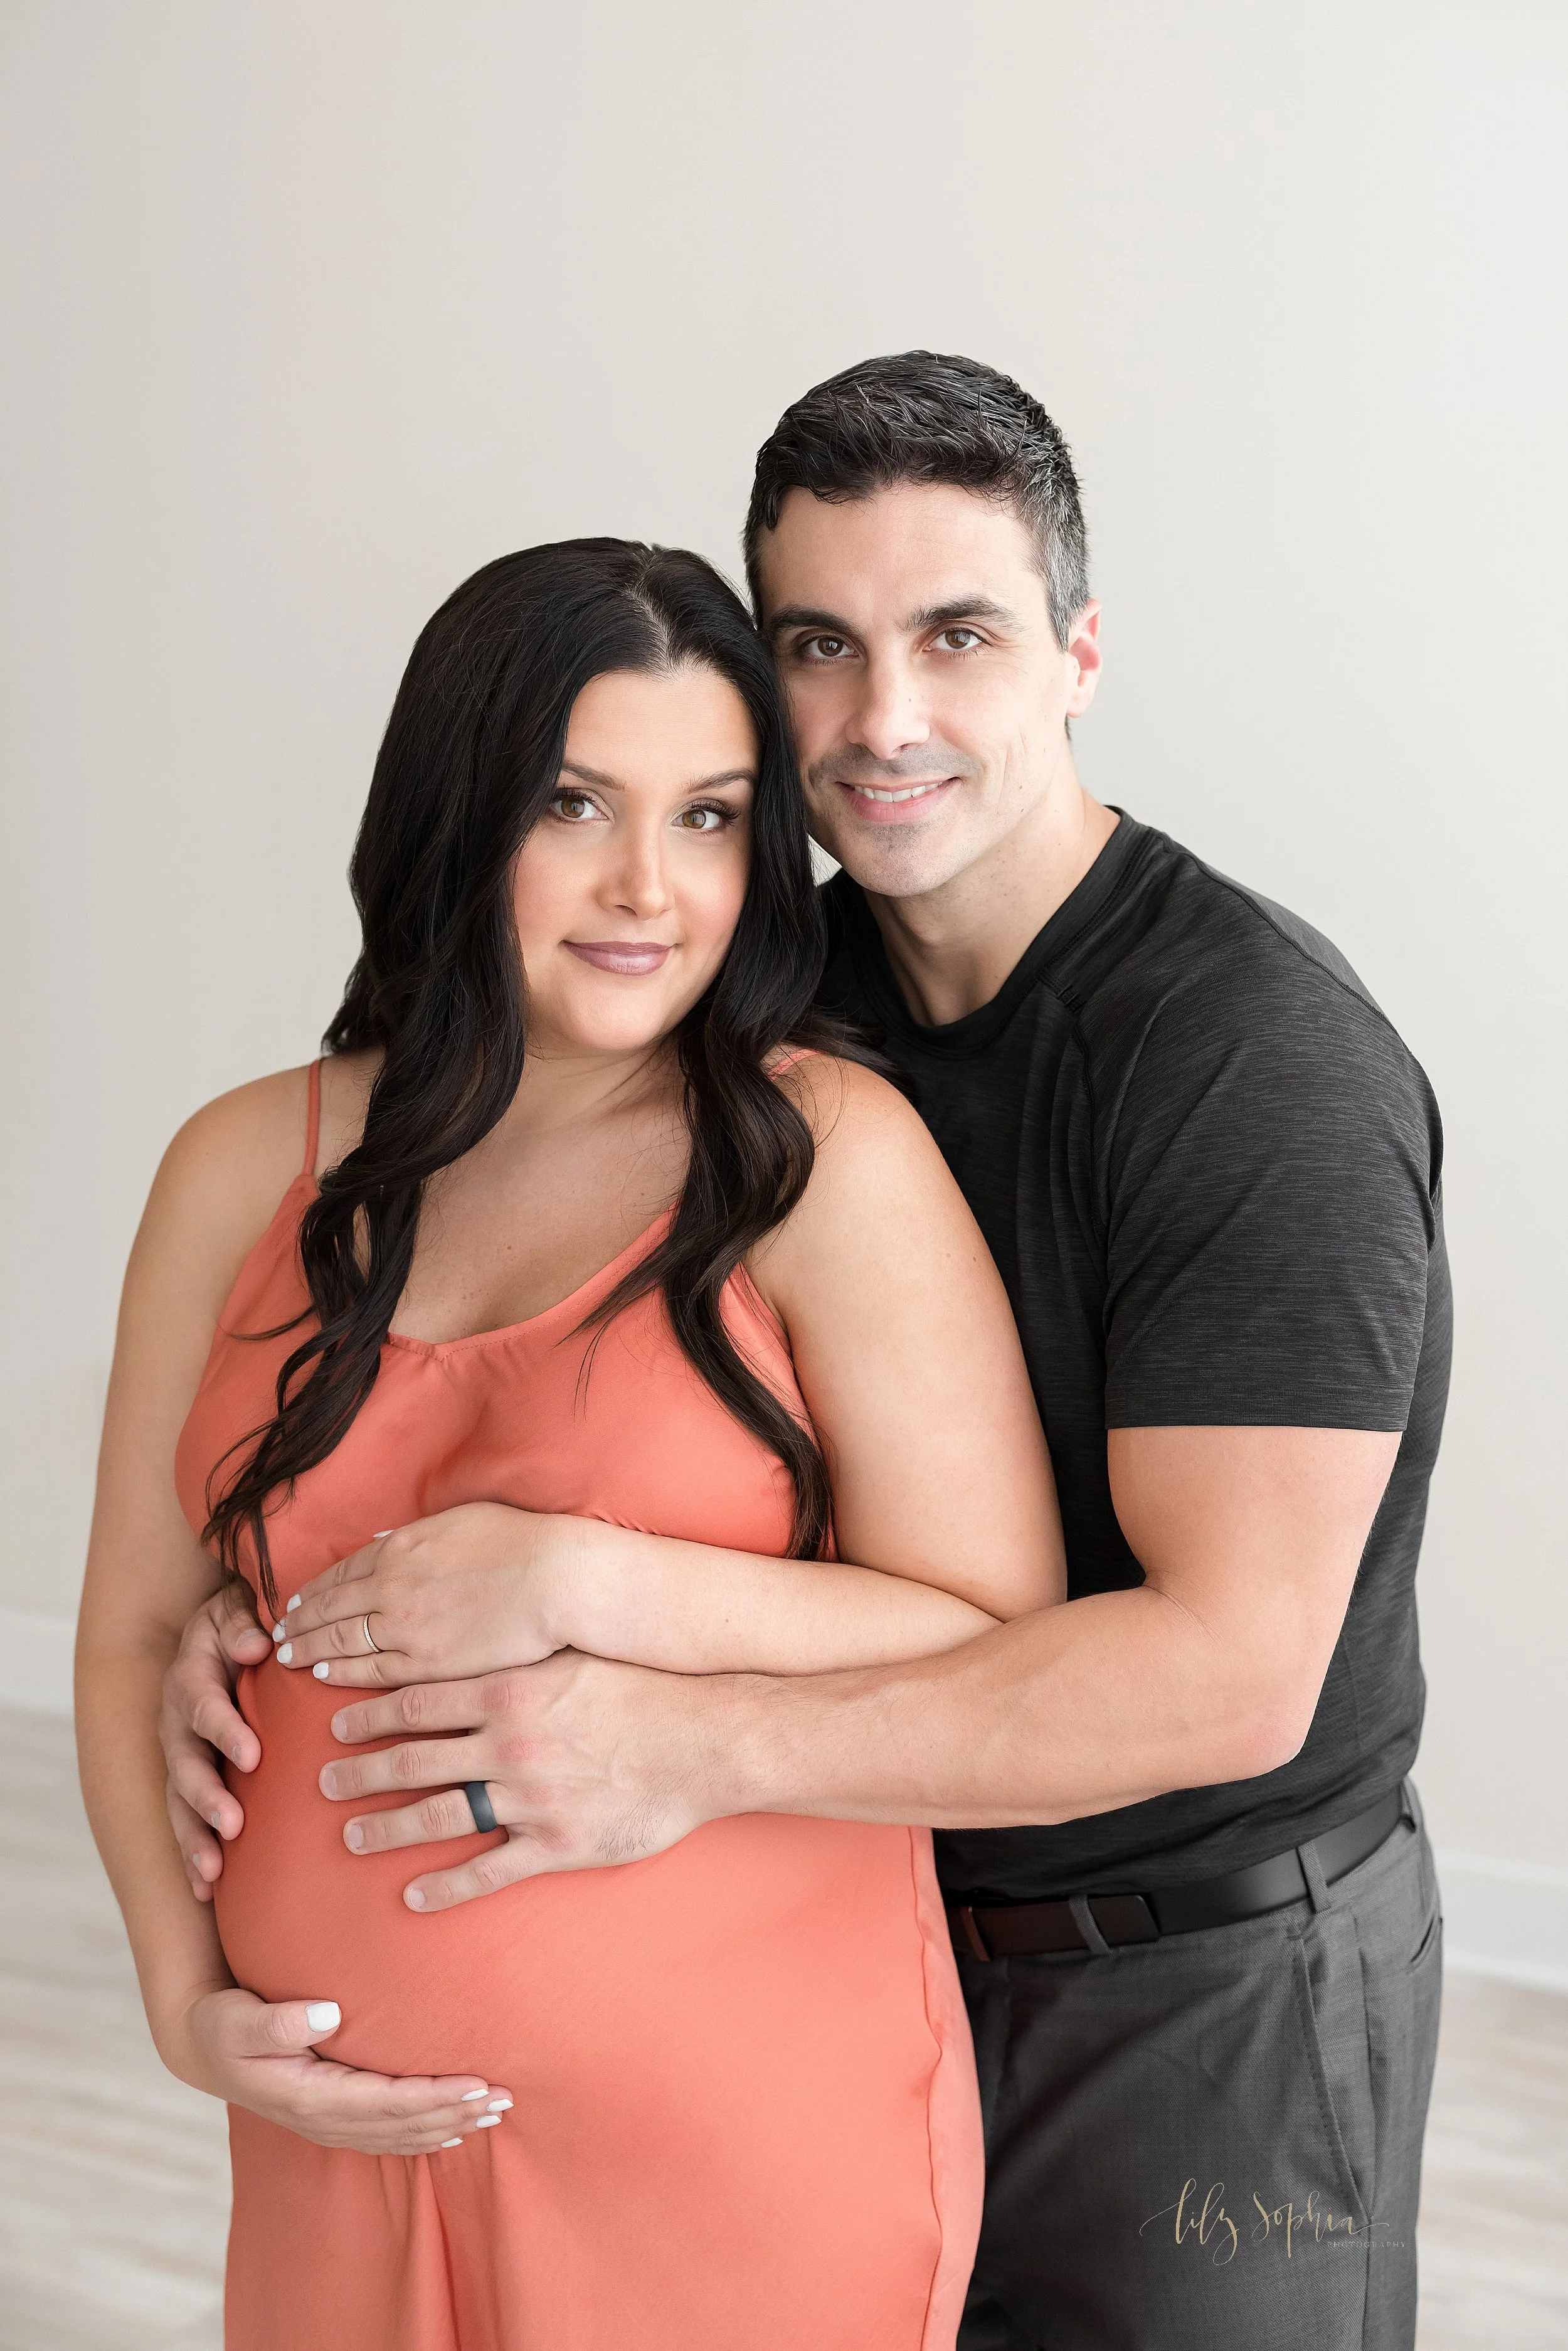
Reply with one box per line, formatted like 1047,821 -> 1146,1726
755,481 -> 1101,903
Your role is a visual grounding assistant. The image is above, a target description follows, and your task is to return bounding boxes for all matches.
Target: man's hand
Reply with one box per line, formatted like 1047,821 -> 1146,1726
319,1651 -> 731,1910
161,1582 -> 272,1898
162,1984 -> 513,2156
272,1504 -> 576,1690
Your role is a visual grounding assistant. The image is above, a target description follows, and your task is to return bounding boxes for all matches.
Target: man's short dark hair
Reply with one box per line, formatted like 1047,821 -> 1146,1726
744,351 -> 1089,647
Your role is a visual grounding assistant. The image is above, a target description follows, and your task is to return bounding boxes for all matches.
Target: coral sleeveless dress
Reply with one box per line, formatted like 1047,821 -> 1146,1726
173,1062 -> 983,2351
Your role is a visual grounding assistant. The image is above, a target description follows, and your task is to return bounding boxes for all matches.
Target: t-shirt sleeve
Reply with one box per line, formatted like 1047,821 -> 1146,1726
1100,952 -> 1442,1431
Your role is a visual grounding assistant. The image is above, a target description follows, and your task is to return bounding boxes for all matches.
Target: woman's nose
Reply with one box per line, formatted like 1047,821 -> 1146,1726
604,825 -> 674,919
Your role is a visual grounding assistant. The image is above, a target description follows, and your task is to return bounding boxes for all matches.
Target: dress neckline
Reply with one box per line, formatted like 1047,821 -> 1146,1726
380,1201 -> 675,1357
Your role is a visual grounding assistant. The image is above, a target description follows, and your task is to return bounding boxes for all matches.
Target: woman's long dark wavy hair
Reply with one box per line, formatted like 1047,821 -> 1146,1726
204,539 -> 837,1615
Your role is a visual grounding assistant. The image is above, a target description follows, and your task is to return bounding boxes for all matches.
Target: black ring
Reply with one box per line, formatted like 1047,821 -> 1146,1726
464,1780 -> 498,1835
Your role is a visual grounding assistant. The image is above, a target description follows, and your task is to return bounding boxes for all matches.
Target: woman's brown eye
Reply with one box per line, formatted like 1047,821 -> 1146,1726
556,792 -> 593,820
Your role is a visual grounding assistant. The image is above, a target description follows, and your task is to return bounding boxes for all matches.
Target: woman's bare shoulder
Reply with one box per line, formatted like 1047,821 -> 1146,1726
154,1049 -> 379,1213
157,1064 -> 311,1201
132,1064 -> 320,1322
771,1049 -> 946,1183
751,1049 -> 974,1324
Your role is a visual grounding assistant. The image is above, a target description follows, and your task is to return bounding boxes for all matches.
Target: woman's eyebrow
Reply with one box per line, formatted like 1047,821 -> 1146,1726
559,759 -> 755,792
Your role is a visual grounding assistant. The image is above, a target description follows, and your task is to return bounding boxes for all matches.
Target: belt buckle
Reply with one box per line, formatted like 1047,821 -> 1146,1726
1088,1892 -> 1160,1946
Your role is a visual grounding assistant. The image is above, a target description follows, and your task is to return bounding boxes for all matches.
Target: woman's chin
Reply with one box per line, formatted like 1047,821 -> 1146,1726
531,1000 -> 694,1062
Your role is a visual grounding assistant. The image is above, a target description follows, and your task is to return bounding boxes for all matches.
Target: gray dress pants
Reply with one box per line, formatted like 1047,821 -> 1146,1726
956,1790 -> 1442,2351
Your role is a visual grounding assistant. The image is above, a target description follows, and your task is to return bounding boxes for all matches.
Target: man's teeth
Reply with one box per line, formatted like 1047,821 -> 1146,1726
851,780 -> 947,804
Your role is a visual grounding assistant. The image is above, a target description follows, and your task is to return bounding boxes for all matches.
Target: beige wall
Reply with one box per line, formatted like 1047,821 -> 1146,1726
4,4 -> 1564,1888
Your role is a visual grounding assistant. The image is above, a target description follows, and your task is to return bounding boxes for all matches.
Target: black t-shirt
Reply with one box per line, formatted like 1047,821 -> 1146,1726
817,813 -> 1451,1901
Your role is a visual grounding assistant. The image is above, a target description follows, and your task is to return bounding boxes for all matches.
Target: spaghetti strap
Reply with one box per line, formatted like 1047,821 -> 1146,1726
768,1046 -> 821,1078
301,1059 -> 323,1179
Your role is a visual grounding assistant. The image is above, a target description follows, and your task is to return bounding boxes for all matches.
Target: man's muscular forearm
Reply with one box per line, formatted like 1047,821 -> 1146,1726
704,1424 -> 1397,1831
193,1429 -> 1399,1907
704,1584 -> 1293,1832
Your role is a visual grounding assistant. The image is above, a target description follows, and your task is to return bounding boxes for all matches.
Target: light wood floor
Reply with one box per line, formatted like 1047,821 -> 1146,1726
2,1706 -> 1564,2350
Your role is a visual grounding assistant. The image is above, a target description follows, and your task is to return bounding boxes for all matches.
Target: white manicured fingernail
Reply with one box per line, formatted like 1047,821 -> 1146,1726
406,1887 -> 426,1910
374,1529 -> 393,1538
305,2002 -> 341,2032
460,2088 -> 489,2101
345,1823 -> 365,1852
441,2138 -> 462,2148
271,1622 -> 285,1641
209,1811 -> 224,1830
277,1643 -> 293,1664
313,1663 -> 331,1680
286,1595 -> 302,1611
475,2113 -> 501,2128
487,2097 -> 512,2112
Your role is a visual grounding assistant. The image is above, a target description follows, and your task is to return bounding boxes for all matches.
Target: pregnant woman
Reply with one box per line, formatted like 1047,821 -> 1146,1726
75,540 -> 1062,2350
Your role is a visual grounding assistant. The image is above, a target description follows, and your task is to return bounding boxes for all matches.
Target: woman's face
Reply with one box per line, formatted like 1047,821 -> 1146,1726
512,663 -> 758,1061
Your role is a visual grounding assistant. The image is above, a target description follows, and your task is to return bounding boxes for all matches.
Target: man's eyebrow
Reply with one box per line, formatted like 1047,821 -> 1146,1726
559,759 -> 755,792
765,595 -> 1022,642
902,595 -> 1020,633
764,605 -> 856,643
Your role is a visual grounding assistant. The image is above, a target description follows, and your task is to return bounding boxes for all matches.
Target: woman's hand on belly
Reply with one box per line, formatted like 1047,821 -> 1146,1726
272,1504 -> 576,1690
163,1983 -> 514,2155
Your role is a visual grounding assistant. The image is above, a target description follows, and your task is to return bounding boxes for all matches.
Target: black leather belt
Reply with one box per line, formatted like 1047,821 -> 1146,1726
948,1786 -> 1408,1961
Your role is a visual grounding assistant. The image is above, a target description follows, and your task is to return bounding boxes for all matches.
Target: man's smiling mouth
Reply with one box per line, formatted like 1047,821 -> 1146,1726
842,778 -> 955,805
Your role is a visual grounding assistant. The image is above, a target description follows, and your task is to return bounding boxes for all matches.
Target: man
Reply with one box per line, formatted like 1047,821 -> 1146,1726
166,354 -> 1449,2349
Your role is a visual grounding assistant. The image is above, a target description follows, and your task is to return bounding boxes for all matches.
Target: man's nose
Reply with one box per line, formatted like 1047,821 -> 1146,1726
845,657 -> 931,763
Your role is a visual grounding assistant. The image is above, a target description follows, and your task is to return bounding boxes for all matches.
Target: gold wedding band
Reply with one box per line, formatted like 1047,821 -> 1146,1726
361,1613 -> 379,1654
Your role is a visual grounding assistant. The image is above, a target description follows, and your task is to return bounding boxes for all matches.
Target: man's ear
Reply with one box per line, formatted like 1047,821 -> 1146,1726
1064,602 -> 1103,718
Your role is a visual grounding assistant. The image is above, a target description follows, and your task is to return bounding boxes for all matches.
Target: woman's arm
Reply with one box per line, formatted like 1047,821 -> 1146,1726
77,1069 -> 508,2153
272,1058 -> 1064,1685
750,1054 -> 1064,1622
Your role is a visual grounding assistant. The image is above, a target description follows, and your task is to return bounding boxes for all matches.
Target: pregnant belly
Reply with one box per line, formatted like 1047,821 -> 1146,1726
213,1662 -> 948,2129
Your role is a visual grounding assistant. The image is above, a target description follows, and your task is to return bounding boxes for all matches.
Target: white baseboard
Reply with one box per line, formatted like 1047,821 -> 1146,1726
1435,1847 -> 1568,1996
0,1607 -> 75,1714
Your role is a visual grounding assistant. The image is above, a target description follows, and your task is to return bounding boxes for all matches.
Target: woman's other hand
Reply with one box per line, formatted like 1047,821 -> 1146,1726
161,1583 -> 273,1899
164,1985 -> 513,2155
273,1503 -> 581,1689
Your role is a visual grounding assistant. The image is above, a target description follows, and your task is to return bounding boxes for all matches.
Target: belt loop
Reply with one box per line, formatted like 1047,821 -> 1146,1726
1298,1837 -> 1333,1913
1401,1776 -> 1424,1837
955,1906 -> 993,1963
1069,1894 -> 1114,1956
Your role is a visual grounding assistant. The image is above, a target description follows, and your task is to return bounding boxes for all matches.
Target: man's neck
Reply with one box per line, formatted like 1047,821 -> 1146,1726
861,779 -> 1120,1027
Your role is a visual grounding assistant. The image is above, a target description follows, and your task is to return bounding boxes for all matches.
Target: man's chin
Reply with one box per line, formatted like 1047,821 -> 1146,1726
810,814 -> 977,906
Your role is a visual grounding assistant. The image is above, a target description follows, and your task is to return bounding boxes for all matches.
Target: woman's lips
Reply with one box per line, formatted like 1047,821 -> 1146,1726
564,939 -> 673,975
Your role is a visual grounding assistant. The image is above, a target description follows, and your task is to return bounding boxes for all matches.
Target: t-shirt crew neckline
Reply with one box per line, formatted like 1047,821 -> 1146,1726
844,809 -> 1147,1057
